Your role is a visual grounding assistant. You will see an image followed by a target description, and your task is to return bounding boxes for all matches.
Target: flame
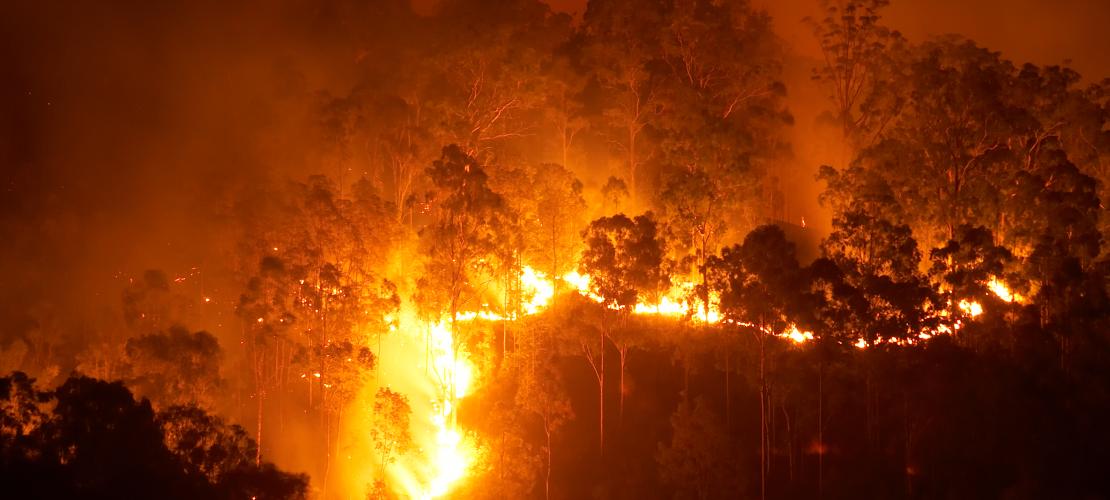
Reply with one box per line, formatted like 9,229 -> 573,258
988,277 -> 1023,303
958,299 -> 983,318
417,320 -> 474,498
556,268 -> 800,340
632,295 -> 691,317
520,266 -> 555,315
427,418 -> 467,498
784,325 -> 814,344
372,265 -> 1020,497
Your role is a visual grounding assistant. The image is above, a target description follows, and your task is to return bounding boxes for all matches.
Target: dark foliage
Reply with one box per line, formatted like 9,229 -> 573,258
0,373 -> 307,500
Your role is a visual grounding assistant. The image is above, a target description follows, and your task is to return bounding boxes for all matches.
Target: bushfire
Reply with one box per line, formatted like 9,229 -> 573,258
3,1 -> 1107,499
374,264 -> 1023,497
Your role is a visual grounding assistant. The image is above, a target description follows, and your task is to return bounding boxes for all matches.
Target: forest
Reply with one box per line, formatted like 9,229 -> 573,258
1,0 -> 1109,498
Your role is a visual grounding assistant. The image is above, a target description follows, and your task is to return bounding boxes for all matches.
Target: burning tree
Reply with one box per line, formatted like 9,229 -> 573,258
369,388 -> 413,477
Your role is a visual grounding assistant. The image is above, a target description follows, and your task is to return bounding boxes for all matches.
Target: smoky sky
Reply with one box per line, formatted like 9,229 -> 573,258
529,0 -> 1110,81
0,0 -> 354,346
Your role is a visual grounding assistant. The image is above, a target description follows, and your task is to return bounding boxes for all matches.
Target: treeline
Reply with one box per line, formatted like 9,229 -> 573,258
461,217 -> 1109,498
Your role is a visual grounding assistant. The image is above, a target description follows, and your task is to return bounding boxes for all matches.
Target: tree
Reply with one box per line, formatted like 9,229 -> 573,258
419,145 -> 513,415
123,327 -> 222,409
659,168 -> 728,317
836,38 -> 1036,248
0,373 -> 308,499
530,164 -> 588,285
823,210 -> 921,282
808,0 -> 906,150
654,0 -> 790,230
581,213 -> 670,311
516,352 -> 573,499
45,376 -> 197,498
708,225 -> 799,500
583,0 -> 667,200
366,93 -> 437,223
420,145 -> 512,323
543,51 -> 590,172
369,388 -> 413,477
823,211 -> 939,344
580,212 -> 669,443
1000,140 -> 1101,264
421,0 -> 570,161
601,176 -> 629,214
0,371 -> 48,460
656,398 -> 738,500
159,405 -> 255,483
236,255 -> 297,464
158,403 -> 306,500
929,225 -> 1018,312
797,257 -> 867,493
233,173 -> 401,489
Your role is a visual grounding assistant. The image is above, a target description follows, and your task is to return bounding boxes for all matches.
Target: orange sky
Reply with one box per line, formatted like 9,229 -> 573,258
758,0 -> 1110,81
431,0 -> 1110,80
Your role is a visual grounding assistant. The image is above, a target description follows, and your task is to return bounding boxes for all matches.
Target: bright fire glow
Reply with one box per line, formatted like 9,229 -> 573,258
377,266 -> 1012,497
415,320 -> 475,498
784,325 -> 815,344
988,277 -> 1023,303
520,266 -> 555,315
958,299 -> 983,317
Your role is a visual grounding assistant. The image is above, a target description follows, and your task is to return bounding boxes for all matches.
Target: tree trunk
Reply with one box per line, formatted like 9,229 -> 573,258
725,348 -> 731,427
599,325 -> 605,455
759,333 -> 767,500
618,346 -> 627,424
818,356 -> 824,500
628,119 -> 637,202
783,404 -> 794,482
903,392 -> 912,498
256,387 -> 264,466
544,417 -> 553,500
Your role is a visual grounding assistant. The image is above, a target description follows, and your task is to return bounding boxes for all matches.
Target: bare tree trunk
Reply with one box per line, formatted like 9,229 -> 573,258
600,325 -> 605,455
628,123 -> 637,202
818,357 -> 824,500
544,417 -> 553,500
256,388 -> 264,466
865,366 -> 873,448
783,404 -> 794,482
725,348 -> 731,427
322,410 -> 337,500
759,333 -> 767,500
252,328 -> 265,466
618,346 -> 627,424
903,392 -> 912,498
